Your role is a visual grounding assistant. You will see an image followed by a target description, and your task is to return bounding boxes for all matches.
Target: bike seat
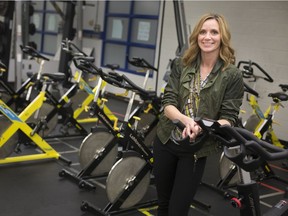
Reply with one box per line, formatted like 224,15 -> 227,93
21,45 -> 50,61
128,57 -> 158,72
106,64 -> 120,71
26,72 -> 35,78
279,84 -> 288,92
139,90 -> 157,101
268,92 -> 288,102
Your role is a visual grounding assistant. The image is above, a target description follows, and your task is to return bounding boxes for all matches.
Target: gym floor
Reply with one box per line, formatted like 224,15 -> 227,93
1,97 -> 288,216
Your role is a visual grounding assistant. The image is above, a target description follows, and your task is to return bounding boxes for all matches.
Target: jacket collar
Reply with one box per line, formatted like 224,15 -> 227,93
181,56 -> 224,90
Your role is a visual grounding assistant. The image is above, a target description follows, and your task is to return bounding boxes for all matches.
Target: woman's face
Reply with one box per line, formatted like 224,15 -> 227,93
198,19 -> 221,55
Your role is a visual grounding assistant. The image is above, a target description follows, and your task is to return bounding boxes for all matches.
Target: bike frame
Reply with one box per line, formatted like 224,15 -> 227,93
72,70 -> 117,125
248,94 -> 284,148
0,87 -> 69,164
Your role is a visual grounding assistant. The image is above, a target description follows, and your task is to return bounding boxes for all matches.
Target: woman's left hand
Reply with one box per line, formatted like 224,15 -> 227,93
182,121 -> 202,142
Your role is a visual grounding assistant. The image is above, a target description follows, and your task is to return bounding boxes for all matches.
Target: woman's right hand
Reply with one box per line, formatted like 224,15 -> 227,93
164,105 -> 203,141
181,116 -> 202,142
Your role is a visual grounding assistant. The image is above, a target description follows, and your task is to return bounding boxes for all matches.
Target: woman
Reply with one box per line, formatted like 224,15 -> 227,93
153,13 -> 244,216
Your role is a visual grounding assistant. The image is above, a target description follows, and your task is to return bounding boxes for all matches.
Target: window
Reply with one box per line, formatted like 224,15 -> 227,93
30,1 -> 62,55
102,1 -> 160,75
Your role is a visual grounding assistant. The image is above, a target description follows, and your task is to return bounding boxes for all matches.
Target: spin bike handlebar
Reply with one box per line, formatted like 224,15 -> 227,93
61,38 -> 88,57
20,45 -> 50,61
127,57 -> 158,72
243,82 -> 259,97
237,60 -> 273,83
73,56 -> 156,100
172,118 -> 288,172
171,120 -> 209,153
73,57 -> 122,86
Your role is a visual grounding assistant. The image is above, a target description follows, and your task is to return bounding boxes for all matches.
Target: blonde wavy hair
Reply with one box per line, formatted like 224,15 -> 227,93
182,13 -> 235,71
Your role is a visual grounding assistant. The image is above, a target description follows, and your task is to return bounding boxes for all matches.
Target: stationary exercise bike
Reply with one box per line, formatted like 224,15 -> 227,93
63,56 -> 160,215
59,56 -> 122,188
172,117 -> 288,216
237,60 -> 287,148
19,44 -> 90,138
60,39 -> 118,125
0,56 -> 70,164
219,60 -> 288,187
59,56 -> 160,188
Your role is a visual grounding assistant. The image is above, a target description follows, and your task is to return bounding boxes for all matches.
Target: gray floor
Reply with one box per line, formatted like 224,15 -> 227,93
1,130 -> 288,216
1,97 -> 288,216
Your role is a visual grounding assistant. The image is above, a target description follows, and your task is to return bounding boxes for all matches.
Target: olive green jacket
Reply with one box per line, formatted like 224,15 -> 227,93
157,57 -> 244,158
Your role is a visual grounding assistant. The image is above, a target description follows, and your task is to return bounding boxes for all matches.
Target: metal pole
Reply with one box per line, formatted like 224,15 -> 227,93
173,0 -> 188,57
155,0 -> 166,95
76,0 -> 83,50
14,1 -> 22,89
58,1 -> 76,82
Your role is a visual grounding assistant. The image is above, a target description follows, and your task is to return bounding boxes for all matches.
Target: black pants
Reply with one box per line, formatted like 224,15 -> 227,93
153,136 -> 207,216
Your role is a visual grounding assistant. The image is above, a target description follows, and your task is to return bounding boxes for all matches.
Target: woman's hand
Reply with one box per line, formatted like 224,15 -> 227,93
164,105 -> 203,141
181,116 -> 202,142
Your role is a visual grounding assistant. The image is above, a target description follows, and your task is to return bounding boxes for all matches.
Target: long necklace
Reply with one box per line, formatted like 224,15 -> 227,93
174,71 -> 206,140
174,72 -> 201,140
185,71 -> 201,118
190,70 -> 211,116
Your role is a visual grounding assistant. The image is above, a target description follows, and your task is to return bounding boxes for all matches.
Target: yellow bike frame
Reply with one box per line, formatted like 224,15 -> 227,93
0,83 -> 68,164
249,95 -> 284,148
72,71 -> 119,127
